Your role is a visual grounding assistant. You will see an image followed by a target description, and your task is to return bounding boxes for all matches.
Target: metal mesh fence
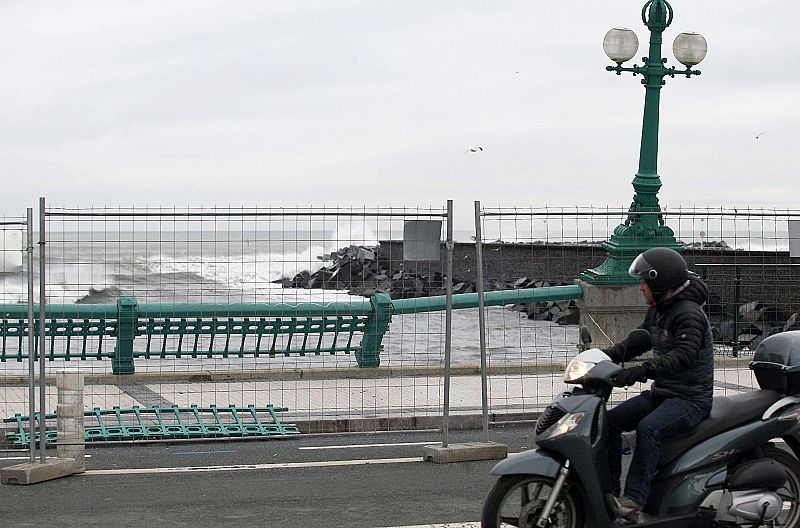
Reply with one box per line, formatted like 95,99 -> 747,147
477,206 -> 800,417
0,215 -> 33,442
2,202 -> 798,446
2,205 -> 456,442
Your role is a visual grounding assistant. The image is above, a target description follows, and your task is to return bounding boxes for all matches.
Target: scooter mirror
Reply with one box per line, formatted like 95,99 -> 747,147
580,326 -> 592,347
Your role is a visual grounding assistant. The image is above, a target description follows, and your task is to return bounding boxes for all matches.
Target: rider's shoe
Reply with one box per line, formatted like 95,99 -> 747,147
637,512 -> 658,524
614,496 -> 642,523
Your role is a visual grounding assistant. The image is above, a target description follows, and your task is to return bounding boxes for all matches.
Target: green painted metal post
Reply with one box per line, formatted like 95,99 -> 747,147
112,296 -> 138,375
356,293 -> 393,368
582,0 -> 702,284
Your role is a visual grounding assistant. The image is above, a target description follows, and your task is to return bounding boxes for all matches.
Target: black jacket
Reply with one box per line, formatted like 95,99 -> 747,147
605,276 -> 715,411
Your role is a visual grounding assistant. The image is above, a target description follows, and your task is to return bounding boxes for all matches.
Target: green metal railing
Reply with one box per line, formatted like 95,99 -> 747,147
3,404 -> 299,445
0,285 -> 583,372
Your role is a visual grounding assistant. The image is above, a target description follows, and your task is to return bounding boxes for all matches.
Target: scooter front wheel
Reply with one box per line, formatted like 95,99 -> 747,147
481,475 -> 584,528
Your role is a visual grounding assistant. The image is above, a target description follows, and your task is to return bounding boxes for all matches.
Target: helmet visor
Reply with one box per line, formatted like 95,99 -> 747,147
628,254 -> 658,281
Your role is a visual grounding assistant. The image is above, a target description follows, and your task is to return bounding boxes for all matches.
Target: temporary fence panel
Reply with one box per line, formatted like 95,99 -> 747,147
476,206 -> 800,416
0,214 -> 35,451
0,205 -> 455,442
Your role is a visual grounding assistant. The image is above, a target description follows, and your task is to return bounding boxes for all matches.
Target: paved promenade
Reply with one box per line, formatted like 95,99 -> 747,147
1,361 -> 762,437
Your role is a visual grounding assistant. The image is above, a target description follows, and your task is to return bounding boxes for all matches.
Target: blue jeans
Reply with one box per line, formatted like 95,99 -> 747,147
607,391 -> 708,506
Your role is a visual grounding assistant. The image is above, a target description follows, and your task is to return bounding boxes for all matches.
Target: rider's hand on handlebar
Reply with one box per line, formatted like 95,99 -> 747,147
614,365 -> 650,386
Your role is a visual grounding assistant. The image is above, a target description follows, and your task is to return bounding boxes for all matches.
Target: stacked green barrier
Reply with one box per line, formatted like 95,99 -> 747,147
3,404 -> 300,445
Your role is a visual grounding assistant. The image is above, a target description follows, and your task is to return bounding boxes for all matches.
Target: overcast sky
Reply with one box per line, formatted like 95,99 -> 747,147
0,1 -> 797,228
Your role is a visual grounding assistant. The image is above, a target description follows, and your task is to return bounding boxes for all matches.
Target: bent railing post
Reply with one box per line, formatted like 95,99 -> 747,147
112,296 -> 138,375
357,293 -> 393,368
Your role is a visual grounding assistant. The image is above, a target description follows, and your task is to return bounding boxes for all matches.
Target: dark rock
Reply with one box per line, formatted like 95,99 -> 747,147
513,277 -> 529,289
736,323 -> 764,347
738,301 -> 765,322
785,313 -> 800,332
762,306 -> 791,326
716,320 -> 739,345
293,270 -> 311,287
453,282 -> 473,294
705,294 -> 724,316
306,268 -> 335,289
349,286 -> 377,298
555,308 -> 580,326
76,286 -> 124,304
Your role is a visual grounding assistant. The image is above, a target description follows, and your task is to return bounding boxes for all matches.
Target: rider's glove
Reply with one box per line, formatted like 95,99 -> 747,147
615,365 -> 650,386
602,347 -> 621,363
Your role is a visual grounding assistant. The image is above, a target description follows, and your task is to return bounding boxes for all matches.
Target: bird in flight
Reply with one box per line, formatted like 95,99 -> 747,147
464,146 -> 484,154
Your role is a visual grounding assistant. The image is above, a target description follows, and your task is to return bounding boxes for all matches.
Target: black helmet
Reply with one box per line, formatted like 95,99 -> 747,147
628,247 -> 688,294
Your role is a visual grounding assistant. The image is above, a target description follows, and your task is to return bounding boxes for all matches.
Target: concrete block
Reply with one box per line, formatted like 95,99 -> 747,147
56,371 -> 84,392
57,447 -> 85,473
0,458 -> 75,485
57,391 -> 83,406
57,421 -> 84,439
575,280 -> 649,348
423,441 -> 508,464
57,403 -> 84,418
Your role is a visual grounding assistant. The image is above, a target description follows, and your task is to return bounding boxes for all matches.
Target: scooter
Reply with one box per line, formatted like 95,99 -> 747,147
481,329 -> 800,528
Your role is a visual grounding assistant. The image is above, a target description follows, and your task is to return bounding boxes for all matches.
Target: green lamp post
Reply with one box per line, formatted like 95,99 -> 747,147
581,0 -> 707,284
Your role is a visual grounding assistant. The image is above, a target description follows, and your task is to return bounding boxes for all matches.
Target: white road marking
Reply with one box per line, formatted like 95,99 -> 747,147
377,524 -> 480,528
298,441 -> 436,450
0,454 -> 92,461
84,456 -> 422,475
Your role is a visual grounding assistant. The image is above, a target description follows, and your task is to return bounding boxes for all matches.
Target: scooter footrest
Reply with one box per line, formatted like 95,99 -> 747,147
633,508 -> 715,528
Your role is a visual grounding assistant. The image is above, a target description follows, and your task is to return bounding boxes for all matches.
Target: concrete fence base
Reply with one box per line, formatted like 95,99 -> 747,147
1,370 -> 84,485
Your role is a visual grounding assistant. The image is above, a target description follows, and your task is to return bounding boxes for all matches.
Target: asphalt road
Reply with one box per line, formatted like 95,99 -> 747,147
0,426 -> 553,528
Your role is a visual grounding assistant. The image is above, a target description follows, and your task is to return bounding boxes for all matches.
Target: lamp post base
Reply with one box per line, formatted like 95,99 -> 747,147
580,223 -> 682,285
575,280 -> 649,348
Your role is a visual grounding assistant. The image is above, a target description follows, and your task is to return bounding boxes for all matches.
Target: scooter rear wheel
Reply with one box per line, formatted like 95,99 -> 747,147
481,475 -> 583,528
766,446 -> 800,528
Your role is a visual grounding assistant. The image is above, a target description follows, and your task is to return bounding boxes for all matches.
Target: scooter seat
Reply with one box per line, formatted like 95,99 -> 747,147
658,390 -> 782,466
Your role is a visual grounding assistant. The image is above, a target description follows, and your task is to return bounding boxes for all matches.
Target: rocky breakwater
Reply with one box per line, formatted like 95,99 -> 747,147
707,297 -> 800,352
272,244 -> 580,325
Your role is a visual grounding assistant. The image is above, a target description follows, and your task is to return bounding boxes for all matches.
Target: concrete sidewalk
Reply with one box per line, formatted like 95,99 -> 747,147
1,362 -> 762,436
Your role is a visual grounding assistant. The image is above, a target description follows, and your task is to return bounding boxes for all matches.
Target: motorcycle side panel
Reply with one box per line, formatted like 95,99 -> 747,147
650,418 -> 795,515
665,418 -> 791,475
489,448 -> 562,477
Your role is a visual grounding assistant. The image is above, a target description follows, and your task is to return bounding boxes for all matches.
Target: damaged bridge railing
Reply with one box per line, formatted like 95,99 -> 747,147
0,284 -> 583,372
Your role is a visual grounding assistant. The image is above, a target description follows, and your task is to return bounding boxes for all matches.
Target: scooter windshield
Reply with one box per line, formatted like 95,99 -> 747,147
564,348 -> 612,383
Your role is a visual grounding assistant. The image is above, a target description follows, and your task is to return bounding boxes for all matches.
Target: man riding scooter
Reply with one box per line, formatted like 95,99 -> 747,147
603,247 -> 714,523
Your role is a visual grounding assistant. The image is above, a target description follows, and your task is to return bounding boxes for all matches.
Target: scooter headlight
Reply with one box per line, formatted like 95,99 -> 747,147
539,412 -> 586,441
564,359 -> 595,383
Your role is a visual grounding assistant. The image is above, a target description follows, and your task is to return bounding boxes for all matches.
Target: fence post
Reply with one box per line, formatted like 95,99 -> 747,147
38,197 -> 47,463
473,201 -> 489,442
357,293 -> 392,368
113,296 -> 138,375
442,200 -> 454,447
26,208 -> 36,461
